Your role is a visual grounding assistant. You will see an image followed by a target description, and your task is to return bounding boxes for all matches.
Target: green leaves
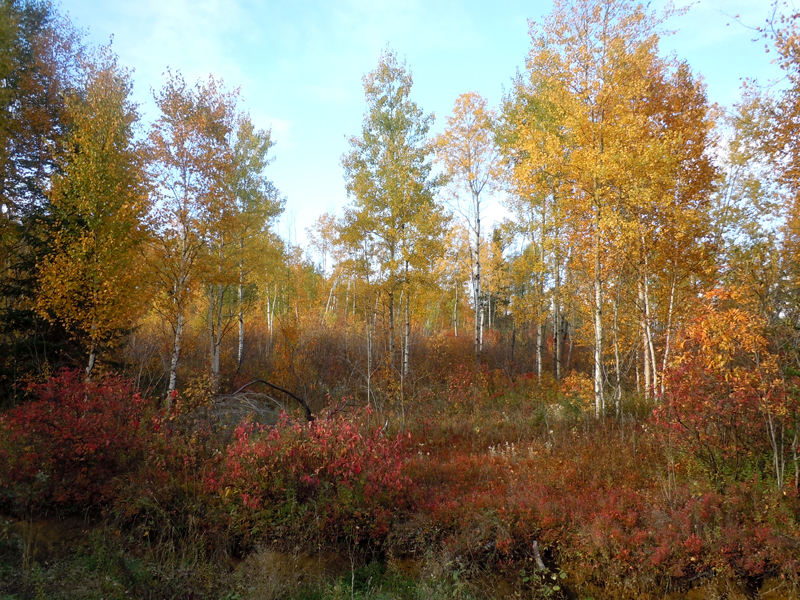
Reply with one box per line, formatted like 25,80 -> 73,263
340,48 -> 448,371
341,49 -> 446,290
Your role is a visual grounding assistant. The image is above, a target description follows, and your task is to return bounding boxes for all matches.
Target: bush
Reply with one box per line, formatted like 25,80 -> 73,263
654,292 -> 800,490
218,408 -> 413,549
0,369 -> 148,515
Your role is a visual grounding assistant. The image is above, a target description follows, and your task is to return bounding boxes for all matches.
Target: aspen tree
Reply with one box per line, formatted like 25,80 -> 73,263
435,92 -> 500,363
148,72 -> 235,400
503,0 -> 714,413
228,114 -> 283,374
37,50 -> 148,379
341,49 -> 445,379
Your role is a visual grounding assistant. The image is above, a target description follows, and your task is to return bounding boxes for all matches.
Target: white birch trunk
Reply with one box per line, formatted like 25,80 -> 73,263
642,268 -> 658,397
167,310 -> 184,406
237,263 -> 244,369
660,276 -> 676,398
536,321 -> 543,378
474,189 -> 482,362
323,276 -> 338,323
454,284 -> 459,337
638,280 -> 651,398
403,291 -> 410,378
593,229 -> 604,418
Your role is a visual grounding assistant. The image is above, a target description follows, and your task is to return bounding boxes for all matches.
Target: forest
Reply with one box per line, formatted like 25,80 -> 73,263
1,0 -> 800,598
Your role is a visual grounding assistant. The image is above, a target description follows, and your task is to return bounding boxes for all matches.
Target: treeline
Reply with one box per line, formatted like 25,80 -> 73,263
0,0 -> 285,404
1,0 -> 799,418
2,2 -> 800,596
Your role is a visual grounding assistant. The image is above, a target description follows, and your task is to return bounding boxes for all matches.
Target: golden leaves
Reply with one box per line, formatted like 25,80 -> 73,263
36,49 -> 149,356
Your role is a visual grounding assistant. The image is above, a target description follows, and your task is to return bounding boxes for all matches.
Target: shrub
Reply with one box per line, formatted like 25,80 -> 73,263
218,408 -> 413,548
0,369 -> 147,514
654,291 -> 800,490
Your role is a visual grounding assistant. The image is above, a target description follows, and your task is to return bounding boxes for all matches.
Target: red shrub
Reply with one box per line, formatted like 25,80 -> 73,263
217,408 -> 413,545
0,369 -> 147,513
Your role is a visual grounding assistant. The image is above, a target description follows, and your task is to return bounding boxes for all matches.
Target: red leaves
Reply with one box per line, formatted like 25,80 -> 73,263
218,409 -> 413,544
0,369 -> 147,512
684,533 -> 703,556
2,363 -> 797,586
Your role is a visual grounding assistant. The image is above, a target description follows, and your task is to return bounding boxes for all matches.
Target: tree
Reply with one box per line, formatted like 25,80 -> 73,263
738,8 -> 800,337
435,92 -> 501,363
757,5 -> 800,205
0,0 -> 80,222
502,0 -> 714,414
708,7 -> 800,396
499,65 -> 572,381
341,49 -> 446,379
228,113 -> 284,373
307,212 -> 339,278
36,48 -> 148,379
148,71 -> 236,400
0,0 -> 82,400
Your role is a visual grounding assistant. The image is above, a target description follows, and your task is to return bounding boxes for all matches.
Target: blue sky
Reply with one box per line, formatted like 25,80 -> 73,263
60,0 -> 784,245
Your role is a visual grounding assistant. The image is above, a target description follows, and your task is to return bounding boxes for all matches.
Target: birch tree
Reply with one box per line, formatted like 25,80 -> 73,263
36,50 -> 148,379
229,114 -> 284,372
435,92 -> 500,363
341,49 -> 445,379
504,0 -> 713,414
148,71 -> 235,401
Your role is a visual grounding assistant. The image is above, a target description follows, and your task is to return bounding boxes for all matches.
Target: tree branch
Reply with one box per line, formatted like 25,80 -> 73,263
230,379 -> 314,422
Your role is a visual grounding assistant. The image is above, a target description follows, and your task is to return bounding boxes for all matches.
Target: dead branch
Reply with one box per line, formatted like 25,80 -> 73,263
230,379 -> 314,422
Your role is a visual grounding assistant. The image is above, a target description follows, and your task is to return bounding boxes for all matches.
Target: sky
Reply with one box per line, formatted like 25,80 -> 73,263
59,0 -> 786,247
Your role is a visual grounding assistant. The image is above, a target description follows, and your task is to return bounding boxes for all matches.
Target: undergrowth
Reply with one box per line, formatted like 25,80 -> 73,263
0,364 -> 799,599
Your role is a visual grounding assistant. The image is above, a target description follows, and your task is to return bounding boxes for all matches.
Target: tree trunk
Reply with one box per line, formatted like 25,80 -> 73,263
209,284 -> 224,394
642,262 -> 658,398
566,319 -> 573,374
636,348 -> 641,395
403,288 -> 410,378
536,321 -> 544,378
474,190 -> 482,363
553,268 -> 562,381
238,261 -> 244,370
660,275 -> 676,398
323,276 -> 338,323
510,319 -> 516,365
167,309 -> 184,407
389,289 -> 395,371
638,279 -> 651,398
167,234 -> 192,407
538,201 -> 546,379
593,227 -> 604,418
85,341 -> 97,382
454,284 -> 459,337
480,296 -> 485,350
553,193 -> 562,381
344,278 -> 350,320
764,407 -> 786,492
367,295 -> 373,408
209,287 -> 216,390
